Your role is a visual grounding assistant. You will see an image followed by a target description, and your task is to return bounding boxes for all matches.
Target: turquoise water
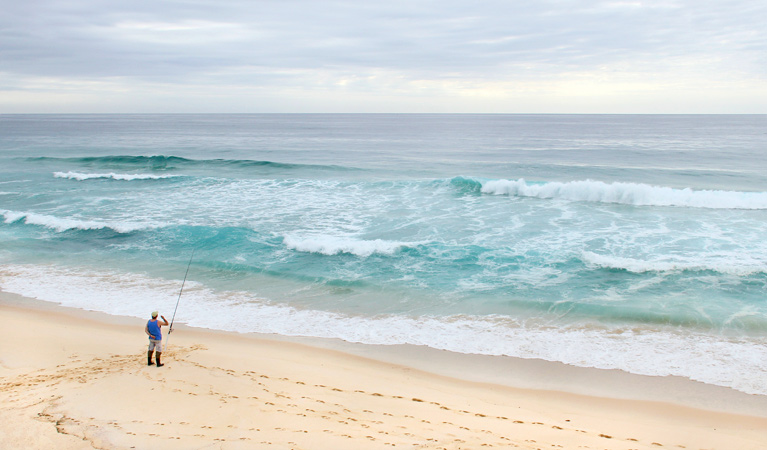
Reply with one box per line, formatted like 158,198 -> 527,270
1,114 -> 766,394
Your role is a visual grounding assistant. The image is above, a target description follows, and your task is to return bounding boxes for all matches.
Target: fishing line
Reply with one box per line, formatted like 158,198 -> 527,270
167,248 -> 196,344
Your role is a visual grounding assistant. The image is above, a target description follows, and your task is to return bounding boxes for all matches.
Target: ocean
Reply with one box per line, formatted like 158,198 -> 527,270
1,114 -> 766,394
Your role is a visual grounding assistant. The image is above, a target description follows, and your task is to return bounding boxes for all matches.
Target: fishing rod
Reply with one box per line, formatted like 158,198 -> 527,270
168,247 -> 196,337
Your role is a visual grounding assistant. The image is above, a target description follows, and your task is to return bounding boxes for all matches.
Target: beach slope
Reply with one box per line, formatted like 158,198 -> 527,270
2,294 -> 767,450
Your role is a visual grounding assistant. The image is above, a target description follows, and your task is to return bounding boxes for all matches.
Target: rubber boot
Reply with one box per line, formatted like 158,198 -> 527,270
156,352 -> 164,367
147,351 -> 154,366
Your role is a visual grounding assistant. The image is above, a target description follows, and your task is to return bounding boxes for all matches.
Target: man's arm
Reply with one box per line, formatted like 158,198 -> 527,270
145,324 -> 155,339
160,315 -> 169,326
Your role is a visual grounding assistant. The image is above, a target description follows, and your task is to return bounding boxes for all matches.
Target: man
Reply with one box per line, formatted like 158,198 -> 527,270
145,311 -> 169,367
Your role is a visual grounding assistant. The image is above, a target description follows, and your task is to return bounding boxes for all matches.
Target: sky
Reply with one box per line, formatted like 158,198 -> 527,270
1,0 -> 765,113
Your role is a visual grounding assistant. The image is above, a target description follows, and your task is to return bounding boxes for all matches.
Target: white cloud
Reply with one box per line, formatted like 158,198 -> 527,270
106,20 -> 254,44
0,0 -> 765,112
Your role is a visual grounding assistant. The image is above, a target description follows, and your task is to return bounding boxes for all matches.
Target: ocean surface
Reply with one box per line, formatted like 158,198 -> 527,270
1,114 -> 766,394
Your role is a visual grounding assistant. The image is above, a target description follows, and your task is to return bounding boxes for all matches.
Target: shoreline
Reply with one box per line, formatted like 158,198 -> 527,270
3,290 -> 767,449
4,289 -> 766,417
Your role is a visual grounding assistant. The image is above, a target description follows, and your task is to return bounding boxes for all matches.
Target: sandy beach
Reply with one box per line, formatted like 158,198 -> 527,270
2,291 -> 767,450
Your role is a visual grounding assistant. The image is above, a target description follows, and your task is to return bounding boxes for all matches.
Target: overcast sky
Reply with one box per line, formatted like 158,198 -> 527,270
1,0 -> 765,113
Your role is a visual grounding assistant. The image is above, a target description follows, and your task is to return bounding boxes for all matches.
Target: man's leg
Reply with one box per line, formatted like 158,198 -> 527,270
155,352 -> 164,367
147,350 -> 154,365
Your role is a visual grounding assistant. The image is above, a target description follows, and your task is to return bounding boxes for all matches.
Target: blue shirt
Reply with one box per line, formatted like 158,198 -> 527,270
147,319 -> 162,340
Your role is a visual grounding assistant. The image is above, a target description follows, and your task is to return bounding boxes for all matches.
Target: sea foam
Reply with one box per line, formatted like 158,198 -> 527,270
481,179 -> 767,209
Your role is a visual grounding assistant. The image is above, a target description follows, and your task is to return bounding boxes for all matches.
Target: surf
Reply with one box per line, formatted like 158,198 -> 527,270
2,262 -> 766,396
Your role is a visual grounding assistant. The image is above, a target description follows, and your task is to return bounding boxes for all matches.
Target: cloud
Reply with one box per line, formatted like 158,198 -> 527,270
0,0 -> 765,112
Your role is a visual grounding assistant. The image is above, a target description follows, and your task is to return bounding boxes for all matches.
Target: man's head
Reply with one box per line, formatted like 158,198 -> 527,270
152,311 -> 158,319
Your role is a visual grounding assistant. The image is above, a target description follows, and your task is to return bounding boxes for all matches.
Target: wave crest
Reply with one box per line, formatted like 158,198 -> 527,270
54,171 -> 181,181
582,251 -> 767,276
481,178 -> 767,209
29,155 -> 357,172
283,235 -> 417,257
1,209 -> 160,233
448,176 -> 483,193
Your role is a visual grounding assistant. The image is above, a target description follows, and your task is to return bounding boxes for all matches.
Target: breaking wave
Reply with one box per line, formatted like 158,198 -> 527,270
283,235 -> 420,257
54,171 -> 182,181
480,178 -> 767,209
581,251 -> 767,276
1,209 -> 162,233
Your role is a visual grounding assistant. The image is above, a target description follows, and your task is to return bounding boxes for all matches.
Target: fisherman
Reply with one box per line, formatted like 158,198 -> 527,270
145,311 -> 169,367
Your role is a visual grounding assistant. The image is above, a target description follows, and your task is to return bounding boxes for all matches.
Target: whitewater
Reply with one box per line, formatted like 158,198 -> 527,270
1,114 -> 766,395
